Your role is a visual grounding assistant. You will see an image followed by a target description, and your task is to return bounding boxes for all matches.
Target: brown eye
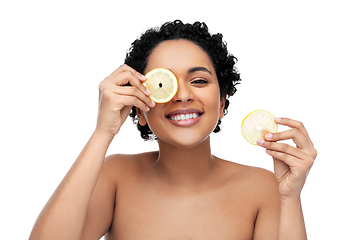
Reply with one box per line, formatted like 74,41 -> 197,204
191,79 -> 208,84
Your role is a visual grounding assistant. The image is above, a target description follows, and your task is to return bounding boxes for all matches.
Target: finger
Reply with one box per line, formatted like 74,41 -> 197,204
275,117 -> 314,146
266,149 -> 314,174
112,86 -> 155,108
116,70 -> 147,89
103,64 -> 148,88
100,88 -> 151,113
266,149 -> 299,168
112,64 -> 147,82
258,139 -> 309,160
115,94 -> 151,113
264,128 -> 312,150
106,70 -> 151,97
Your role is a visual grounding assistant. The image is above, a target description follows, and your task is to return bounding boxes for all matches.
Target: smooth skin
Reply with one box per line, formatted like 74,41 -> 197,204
30,39 -> 316,240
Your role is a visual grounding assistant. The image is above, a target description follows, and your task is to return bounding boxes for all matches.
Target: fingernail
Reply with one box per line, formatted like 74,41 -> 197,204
265,133 -> 273,140
275,117 -> 281,122
145,88 -> 152,95
140,74 -> 147,80
150,100 -> 156,107
257,139 -> 264,145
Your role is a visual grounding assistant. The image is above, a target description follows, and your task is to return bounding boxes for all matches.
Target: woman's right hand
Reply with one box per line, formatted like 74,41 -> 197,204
95,64 -> 155,139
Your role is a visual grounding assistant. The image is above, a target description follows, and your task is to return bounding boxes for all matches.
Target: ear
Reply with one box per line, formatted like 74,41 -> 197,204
219,95 -> 227,119
135,108 -> 147,126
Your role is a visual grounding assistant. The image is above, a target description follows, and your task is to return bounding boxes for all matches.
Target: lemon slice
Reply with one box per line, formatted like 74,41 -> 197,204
241,110 -> 278,145
144,68 -> 178,103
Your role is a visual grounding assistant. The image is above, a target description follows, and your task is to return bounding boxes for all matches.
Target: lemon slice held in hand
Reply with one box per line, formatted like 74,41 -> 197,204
144,68 -> 178,103
241,110 -> 278,145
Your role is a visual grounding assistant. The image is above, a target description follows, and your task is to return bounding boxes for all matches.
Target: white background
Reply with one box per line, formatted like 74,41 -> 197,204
1,0 -> 359,239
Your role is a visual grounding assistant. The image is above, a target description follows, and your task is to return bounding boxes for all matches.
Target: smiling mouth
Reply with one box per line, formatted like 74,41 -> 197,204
167,112 -> 202,121
165,108 -> 204,126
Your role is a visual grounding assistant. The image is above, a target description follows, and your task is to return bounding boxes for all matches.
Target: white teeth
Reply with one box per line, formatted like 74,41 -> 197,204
169,113 -> 200,121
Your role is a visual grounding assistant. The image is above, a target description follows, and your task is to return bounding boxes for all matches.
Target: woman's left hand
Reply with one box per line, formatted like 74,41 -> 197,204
257,117 -> 317,201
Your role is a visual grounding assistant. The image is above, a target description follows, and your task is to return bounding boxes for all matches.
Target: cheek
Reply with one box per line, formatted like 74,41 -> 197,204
200,88 -> 221,113
143,106 -> 163,130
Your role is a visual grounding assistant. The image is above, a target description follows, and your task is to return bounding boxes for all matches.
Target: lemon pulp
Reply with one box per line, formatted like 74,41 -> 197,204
144,68 -> 178,103
241,110 -> 278,145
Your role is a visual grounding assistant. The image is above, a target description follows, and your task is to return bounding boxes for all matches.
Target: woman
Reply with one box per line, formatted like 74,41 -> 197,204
30,20 -> 317,240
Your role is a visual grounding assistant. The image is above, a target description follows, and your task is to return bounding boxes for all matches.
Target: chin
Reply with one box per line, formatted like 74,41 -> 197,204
157,129 -> 212,150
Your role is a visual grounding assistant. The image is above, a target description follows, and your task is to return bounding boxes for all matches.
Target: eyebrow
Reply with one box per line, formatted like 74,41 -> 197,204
187,66 -> 212,75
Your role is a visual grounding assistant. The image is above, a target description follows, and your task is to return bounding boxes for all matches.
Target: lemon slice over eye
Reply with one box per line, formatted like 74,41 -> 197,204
241,110 -> 278,145
144,68 -> 178,103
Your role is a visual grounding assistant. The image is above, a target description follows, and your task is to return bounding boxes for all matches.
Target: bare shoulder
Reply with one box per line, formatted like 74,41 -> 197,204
217,158 -> 279,199
104,151 -> 158,165
102,151 -> 158,179
218,158 -> 277,181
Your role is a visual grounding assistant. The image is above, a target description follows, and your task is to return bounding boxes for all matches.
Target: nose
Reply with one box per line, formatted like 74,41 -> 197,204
172,79 -> 193,103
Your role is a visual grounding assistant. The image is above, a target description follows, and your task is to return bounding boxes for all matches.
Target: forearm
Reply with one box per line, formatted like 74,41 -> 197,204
278,197 -> 307,240
30,130 -> 113,240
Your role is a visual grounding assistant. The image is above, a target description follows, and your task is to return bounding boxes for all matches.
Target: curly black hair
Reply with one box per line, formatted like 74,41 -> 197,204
125,20 -> 241,140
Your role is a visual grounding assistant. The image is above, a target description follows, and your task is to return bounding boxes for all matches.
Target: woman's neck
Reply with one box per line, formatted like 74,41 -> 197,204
153,136 -> 218,191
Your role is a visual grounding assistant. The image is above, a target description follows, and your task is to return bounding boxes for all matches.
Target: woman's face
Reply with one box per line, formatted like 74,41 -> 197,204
141,39 -> 225,149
